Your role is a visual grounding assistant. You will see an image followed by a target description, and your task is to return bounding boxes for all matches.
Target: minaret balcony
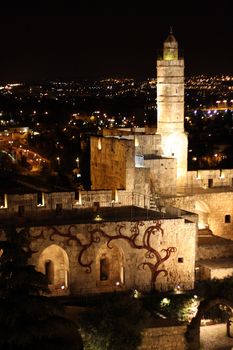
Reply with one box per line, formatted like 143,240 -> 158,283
157,49 -> 183,61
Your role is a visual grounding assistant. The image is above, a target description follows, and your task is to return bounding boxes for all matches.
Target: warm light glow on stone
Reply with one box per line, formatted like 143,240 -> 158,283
161,133 -> 187,180
97,138 -> 102,150
134,136 -> 139,147
94,214 -> 103,221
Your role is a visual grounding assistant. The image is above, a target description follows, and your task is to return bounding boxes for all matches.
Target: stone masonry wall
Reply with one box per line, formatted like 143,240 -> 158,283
187,169 -> 233,189
145,157 -> 177,196
90,136 -> 134,191
198,240 -> 233,260
29,217 -> 196,295
0,192 -> 75,214
134,168 -> 151,197
139,325 -> 187,350
135,134 -> 162,156
165,192 -> 233,240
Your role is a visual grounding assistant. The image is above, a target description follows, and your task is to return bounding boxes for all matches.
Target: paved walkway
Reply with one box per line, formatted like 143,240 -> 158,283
200,323 -> 233,349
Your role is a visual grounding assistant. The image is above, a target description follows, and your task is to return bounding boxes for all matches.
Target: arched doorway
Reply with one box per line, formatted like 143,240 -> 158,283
195,200 -> 210,229
37,244 -> 69,295
96,243 -> 125,291
187,298 -> 233,350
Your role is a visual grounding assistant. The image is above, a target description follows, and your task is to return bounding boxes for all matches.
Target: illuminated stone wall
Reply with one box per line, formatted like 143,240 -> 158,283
0,192 -> 75,214
187,169 -> 233,189
165,192 -> 233,239
157,56 -> 188,188
29,217 -> 196,296
157,60 -> 184,134
134,134 -> 162,156
90,137 -> 135,191
198,240 -> 233,260
145,157 -> 177,196
134,168 -> 151,196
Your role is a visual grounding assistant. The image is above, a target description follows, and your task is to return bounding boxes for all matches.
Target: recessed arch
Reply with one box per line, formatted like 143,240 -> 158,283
37,244 -> 69,295
96,243 -> 125,290
195,200 -> 210,229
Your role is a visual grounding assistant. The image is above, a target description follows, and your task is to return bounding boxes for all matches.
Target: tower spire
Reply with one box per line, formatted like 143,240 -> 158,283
170,26 -> 173,34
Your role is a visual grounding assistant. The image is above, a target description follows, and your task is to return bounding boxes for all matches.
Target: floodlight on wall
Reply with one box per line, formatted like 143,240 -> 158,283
94,214 -> 103,222
219,169 -> 225,179
174,284 -> 182,294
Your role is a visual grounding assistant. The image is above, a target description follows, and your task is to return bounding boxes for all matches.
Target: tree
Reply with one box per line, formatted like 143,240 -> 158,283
197,276 -> 233,301
79,296 -> 148,350
0,225 -> 83,350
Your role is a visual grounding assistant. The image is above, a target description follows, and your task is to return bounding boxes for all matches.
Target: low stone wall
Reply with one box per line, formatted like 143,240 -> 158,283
198,240 -> 233,260
139,325 -> 187,350
165,192 -> 233,239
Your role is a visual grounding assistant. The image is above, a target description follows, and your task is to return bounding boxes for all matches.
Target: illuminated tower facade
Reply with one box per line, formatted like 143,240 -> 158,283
157,30 -> 188,189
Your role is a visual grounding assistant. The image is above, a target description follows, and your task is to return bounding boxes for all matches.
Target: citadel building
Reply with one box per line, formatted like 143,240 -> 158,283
1,31 -> 233,297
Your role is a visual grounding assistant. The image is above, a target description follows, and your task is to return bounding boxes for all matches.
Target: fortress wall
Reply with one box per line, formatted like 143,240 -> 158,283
90,137 -> 135,191
145,157 -> 177,196
198,242 -> 233,260
187,169 -> 233,188
135,134 -> 162,156
0,192 -> 75,213
165,192 -> 233,239
29,218 -> 196,296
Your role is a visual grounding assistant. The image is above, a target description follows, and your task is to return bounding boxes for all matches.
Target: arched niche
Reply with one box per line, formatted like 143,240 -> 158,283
37,244 -> 69,295
96,243 -> 125,290
195,200 -> 211,229
187,298 -> 233,350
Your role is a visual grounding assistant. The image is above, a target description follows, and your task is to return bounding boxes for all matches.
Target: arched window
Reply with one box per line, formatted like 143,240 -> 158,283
225,215 -> 231,224
97,244 -> 125,290
37,244 -> 69,295
100,257 -> 109,281
45,259 -> 54,284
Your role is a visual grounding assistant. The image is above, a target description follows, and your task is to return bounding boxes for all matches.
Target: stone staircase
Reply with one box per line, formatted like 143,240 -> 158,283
198,228 -> 213,237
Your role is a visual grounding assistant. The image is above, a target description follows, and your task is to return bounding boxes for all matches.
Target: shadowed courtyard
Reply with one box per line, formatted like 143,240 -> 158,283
201,324 -> 233,350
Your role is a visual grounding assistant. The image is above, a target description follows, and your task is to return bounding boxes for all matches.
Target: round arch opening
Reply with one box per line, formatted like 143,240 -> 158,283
37,244 -> 70,295
96,243 -> 125,292
187,298 -> 233,350
195,200 -> 210,229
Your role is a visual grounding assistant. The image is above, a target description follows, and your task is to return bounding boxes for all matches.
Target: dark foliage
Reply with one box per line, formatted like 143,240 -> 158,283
79,296 -> 148,350
196,276 -> 233,301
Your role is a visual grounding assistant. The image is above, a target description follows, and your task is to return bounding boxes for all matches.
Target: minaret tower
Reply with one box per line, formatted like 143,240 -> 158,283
157,29 -> 188,189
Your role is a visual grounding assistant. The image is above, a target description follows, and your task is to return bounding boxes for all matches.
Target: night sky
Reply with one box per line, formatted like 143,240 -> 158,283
0,1 -> 232,82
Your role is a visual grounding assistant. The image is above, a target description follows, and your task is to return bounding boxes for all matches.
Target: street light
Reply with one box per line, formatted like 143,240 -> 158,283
56,157 -> 60,166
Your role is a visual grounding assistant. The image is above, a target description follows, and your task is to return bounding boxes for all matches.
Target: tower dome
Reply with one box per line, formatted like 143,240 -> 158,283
163,28 -> 178,60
